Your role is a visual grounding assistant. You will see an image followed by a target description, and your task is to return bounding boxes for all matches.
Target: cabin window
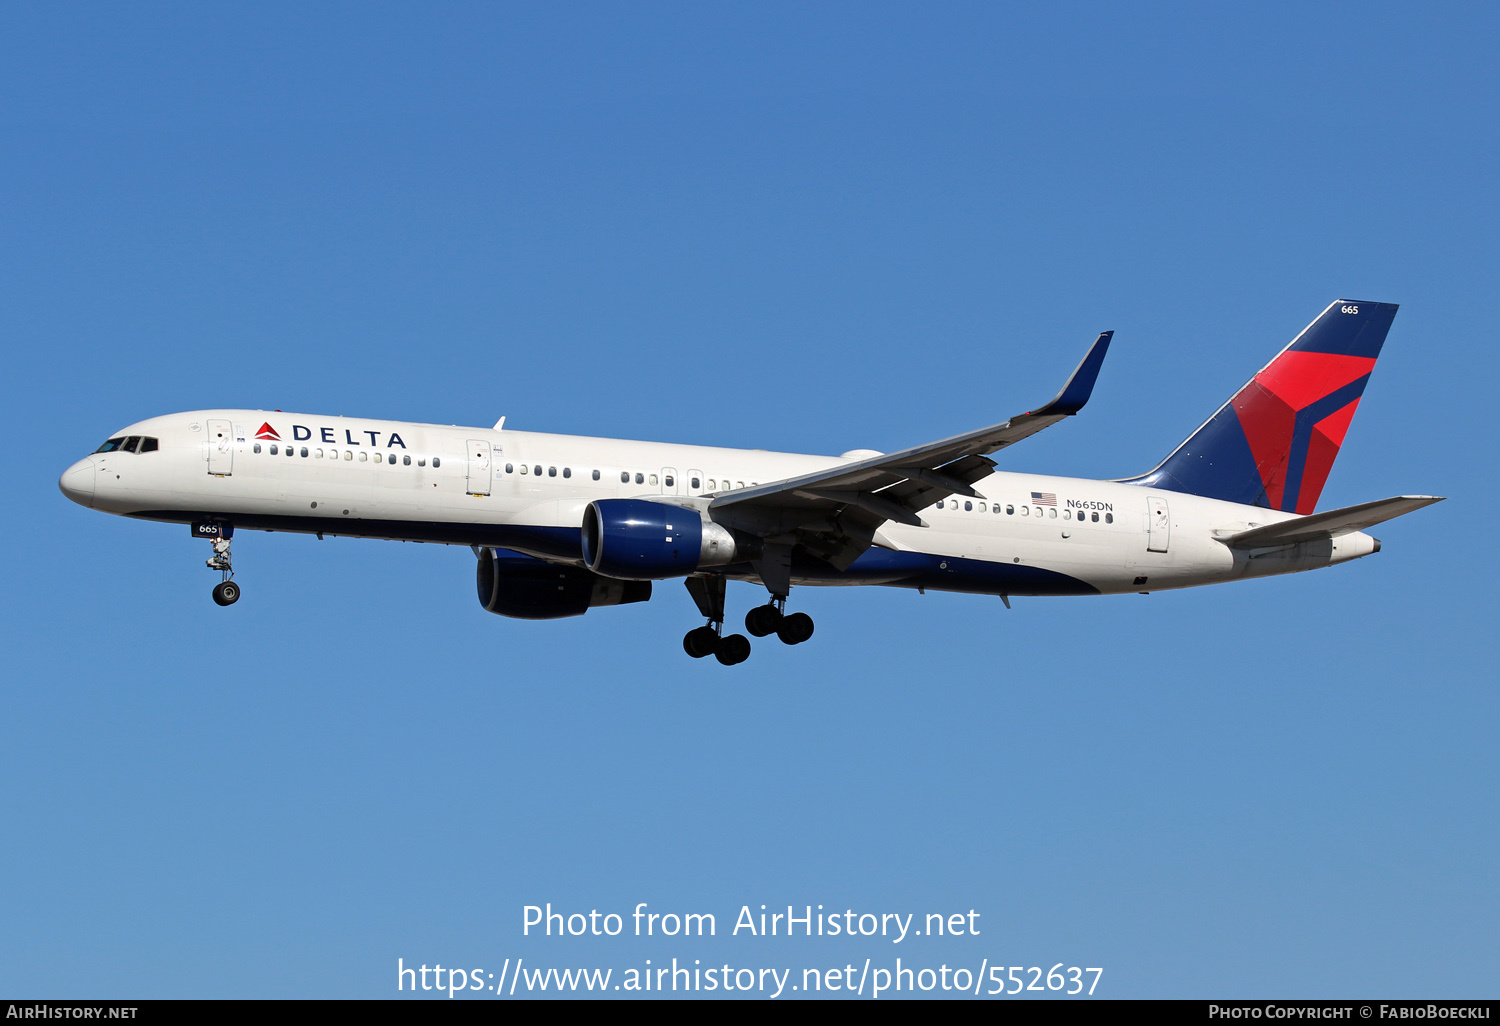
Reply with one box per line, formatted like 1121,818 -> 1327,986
95,437 -> 125,453
620,471 -> 629,483
691,477 -> 700,489
548,466 -> 556,477
417,457 -> 426,466
504,463 -> 512,473
533,465 -> 541,476
664,475 -> 673,487
737,481 -> 744,489
563,468 -> 571,478
357,451 -> 367,462
635,473 -> 644,484
707,479 -> 716,489
520,464 -> 528,474
1105,513 -> 1113,524
253,443 -> 262,454
432,458 -> 441,468
301,447 -> 309,458
1091,511 -> 1099,522
1048,507 -> 1056,518
1063,509 -> 1071,520
269,444 -> 278,455
406,455 -> 413,466
286,445 -> 295,457
964,501 -> 973,511
592,470 -> 600,481
649,474 -> 658,485
1006,504 -> 1014,515
1020,506 -> 1028,516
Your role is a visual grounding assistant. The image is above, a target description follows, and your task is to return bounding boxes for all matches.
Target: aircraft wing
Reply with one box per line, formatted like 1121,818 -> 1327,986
708,331 -> 1113,571
1218,495 -> 1445,549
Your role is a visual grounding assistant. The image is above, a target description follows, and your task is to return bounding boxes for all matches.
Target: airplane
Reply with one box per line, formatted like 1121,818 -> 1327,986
59,299 -> 1442,666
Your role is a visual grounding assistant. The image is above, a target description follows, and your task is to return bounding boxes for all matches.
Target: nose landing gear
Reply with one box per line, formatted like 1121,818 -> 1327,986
197,522 -> 241,606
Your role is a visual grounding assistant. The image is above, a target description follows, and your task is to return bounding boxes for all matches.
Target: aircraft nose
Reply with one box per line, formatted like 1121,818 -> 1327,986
59,457 -> 96,507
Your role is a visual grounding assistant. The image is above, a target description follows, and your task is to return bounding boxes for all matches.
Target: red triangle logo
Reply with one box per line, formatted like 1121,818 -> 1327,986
255,422 -> 281,440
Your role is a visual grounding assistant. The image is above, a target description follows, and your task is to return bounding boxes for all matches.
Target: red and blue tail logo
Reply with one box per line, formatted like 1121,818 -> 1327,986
1126,300 -> 1398,513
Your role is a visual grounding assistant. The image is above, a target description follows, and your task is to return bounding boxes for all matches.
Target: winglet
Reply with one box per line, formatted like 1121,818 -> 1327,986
1029,331 -> 1113,417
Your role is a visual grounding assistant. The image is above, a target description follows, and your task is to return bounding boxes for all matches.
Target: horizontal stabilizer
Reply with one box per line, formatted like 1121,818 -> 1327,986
1219,495 -> 1444,549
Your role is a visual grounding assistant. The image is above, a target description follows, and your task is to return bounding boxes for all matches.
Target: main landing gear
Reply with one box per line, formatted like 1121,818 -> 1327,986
200,523 -> 241,606
682,575 -> 749,665
682,578 -> 816,665
744,598 -> 815,646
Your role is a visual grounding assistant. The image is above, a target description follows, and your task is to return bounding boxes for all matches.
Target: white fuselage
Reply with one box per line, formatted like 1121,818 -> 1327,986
60,410 -> 1380,598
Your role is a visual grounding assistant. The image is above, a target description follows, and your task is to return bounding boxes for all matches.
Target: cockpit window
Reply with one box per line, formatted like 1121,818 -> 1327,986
139,437 -> 159,452
95,437 -> 125,453
123,436 -> 142,453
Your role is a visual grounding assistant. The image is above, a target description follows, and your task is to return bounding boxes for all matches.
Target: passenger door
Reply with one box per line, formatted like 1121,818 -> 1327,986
207,419 -> 233,476
466,439 -> 492,496
1147,495 -> 1170,553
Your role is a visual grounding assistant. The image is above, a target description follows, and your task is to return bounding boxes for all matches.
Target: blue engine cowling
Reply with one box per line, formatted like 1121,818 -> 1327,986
581,498 -> 743,580
476,548 -> 651,619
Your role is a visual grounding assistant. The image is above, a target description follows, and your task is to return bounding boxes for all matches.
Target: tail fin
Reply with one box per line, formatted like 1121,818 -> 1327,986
1126,300 -> 1398,513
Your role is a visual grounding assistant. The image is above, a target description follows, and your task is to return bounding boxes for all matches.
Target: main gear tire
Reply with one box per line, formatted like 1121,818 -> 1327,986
714,633 -> 752,665
683,625 -> 720,658
775,611 -> 814,645
744,604 -> 783,637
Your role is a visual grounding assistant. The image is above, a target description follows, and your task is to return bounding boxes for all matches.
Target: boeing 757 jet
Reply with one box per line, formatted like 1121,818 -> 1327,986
60,300 -> 1441,665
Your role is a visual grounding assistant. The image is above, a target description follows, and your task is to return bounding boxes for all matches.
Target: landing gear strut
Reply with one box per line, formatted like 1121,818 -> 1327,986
683,575 -> 750,665
201,523 -> 240,606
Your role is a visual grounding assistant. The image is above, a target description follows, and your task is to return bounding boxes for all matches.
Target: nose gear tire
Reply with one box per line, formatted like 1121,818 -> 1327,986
212,580 -> 241,606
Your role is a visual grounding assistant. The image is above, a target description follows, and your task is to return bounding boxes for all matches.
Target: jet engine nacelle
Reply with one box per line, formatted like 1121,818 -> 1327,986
476,547 -> 651,619
581,498 -> 746,581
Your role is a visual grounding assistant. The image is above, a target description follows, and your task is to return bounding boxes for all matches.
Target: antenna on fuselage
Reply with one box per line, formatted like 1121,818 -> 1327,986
493,416 -> 506,431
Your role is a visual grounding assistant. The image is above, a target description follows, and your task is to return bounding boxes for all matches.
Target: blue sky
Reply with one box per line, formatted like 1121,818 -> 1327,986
2,3 -> 1496,998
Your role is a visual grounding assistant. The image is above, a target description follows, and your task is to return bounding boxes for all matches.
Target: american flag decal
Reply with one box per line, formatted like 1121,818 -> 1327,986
1031,491 -> 1057,506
